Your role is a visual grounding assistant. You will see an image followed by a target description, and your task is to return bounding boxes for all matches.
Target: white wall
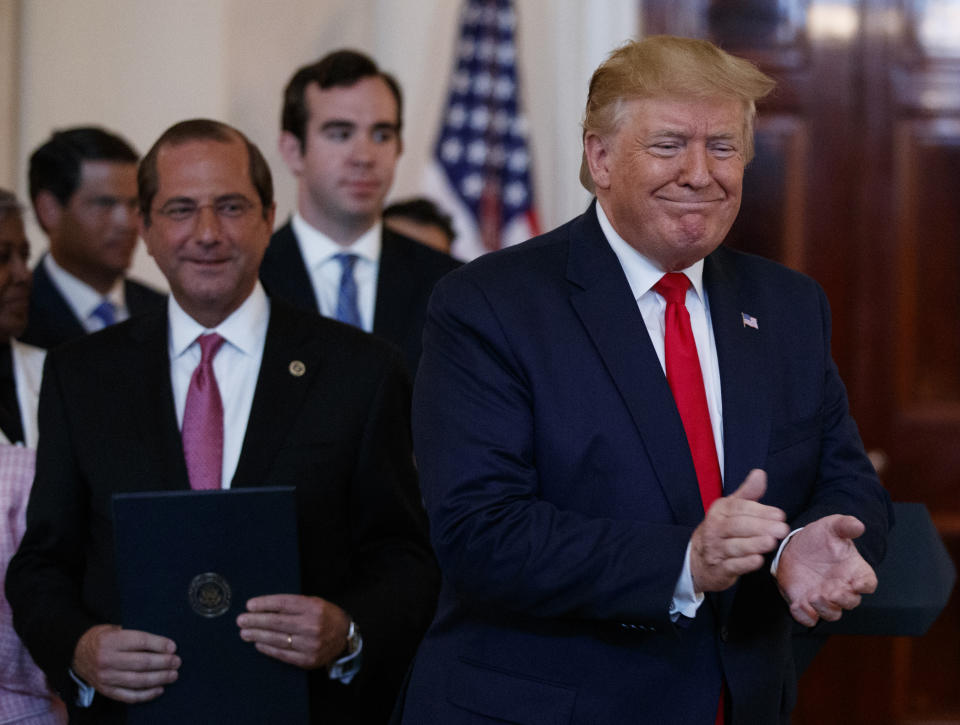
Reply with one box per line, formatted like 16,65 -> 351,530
8,0 -> 639,288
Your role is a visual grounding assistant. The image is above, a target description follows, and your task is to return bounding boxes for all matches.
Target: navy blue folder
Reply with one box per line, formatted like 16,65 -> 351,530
112,487 -> 309,724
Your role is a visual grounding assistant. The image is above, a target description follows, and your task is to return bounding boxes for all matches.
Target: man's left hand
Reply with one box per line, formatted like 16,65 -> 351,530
775,514 -> 878,627
237,594 -> 350,669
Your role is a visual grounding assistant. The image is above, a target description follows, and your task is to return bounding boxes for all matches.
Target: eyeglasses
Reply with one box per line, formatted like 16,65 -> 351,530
153,197 -> 258,224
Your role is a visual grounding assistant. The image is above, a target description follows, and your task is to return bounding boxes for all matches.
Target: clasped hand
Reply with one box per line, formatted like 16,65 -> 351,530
74,594 -> 350,704
689,469 -> 789,594
774,514 -> 877,627
689,469 -> 877,627
72,624 -> 179,704
237,593 -> 350,670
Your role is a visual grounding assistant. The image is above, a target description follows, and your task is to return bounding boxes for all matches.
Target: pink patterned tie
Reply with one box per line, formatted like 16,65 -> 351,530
182,333 -> 225,490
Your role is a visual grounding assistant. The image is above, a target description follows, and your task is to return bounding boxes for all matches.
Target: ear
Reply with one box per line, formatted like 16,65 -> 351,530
138,214 -> 154,258
278,131 -> 305,175
583,132 -> 612,191
33,190 -> 64,234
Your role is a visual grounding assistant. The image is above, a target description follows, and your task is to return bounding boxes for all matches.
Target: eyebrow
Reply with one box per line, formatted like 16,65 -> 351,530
159,193 -> 252,206
646,130 -> 741,147
320,120 -> 398,133
86,194 -> 134,203
321,120 -> 357,133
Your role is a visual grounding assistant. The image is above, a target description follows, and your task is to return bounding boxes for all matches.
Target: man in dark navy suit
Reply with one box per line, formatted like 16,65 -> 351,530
395,36 -> 892,724
261,50 -> 459,376
7,119 -> 437,725
23,127 -> 164,348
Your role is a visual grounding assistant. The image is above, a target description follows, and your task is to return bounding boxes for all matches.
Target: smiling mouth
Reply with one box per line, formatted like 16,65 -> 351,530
344,180 -> 380,192
659,197 -> 723,205
186,258 -> 230,266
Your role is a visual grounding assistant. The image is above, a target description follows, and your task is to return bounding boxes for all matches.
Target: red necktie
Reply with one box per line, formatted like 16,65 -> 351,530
654,273 -> 726,725
182,333 -> 226,490
653,273 -> 723,512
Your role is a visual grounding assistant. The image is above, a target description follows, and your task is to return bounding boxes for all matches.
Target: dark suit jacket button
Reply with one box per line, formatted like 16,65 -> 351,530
720,626 -> 730,642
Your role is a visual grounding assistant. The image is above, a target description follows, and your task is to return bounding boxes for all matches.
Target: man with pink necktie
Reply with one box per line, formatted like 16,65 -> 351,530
6,120 -> 438,725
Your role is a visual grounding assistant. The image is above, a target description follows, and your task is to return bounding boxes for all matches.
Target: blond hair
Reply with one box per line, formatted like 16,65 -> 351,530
580,36 -> 776,191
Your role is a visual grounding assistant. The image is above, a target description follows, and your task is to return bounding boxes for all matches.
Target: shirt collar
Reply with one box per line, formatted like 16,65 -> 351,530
291,212 -> 383,268
168,281 -> 270,359
44,252 -> 127,316
595,202 -> 705,303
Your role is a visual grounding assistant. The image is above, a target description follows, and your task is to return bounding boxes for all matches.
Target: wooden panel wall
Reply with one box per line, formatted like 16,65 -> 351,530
642,1 -> 960,722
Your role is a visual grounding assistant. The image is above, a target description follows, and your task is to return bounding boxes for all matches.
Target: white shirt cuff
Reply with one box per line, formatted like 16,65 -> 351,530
69,668 -> 95,707
327,635 -> 363,684
670,540 -> 705,621
770,526 -> 804,576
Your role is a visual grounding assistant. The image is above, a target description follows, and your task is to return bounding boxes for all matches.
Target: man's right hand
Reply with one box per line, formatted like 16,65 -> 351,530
72,624 -> 180,703
689,469 -> 790,593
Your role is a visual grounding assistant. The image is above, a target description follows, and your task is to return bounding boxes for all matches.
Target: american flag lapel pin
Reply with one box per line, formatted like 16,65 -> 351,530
741,312 -> 759,329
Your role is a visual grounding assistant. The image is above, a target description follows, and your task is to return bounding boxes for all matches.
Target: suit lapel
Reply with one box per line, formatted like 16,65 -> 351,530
262,223 -> 321,312
231,304 -> 324,488
703,248 -> 772,621
128,311 -> 191,491
703,249 -> 771,491
567,206 -> 704,527
372,228 -> 416,342
31,258 -> 86,341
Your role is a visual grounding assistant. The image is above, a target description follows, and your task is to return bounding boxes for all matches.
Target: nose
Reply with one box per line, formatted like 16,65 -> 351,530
677,145 -> 712,189
113,199 -> 139,230
349,134 -> 375,166
10,252 -> 30,284
194,204 -> 223,242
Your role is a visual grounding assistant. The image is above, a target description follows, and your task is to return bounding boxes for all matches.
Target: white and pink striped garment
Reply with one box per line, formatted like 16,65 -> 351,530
1,444 -> 67,724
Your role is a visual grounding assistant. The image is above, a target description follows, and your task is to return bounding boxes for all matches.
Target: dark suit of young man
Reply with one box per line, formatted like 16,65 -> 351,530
20,255 -> 165,348
260,222 -> 459,375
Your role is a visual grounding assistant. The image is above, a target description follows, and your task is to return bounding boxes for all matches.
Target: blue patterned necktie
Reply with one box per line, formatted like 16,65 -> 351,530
334,253 -> 362,328
91,300 -> 116,328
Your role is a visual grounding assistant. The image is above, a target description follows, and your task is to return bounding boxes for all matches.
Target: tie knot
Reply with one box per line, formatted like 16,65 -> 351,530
91,299 -> 116,327
335,253 -> 358,273
196,333 -> 225,363
653,273 -> 690,305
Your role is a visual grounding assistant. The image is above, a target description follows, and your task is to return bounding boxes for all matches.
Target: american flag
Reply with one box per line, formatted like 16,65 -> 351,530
432,0 -> 540,258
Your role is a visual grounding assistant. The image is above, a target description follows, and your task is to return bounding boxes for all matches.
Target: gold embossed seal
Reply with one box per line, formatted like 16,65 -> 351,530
188,572 -> 232,618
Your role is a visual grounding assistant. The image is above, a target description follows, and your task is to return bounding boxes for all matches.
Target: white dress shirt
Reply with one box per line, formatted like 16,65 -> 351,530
290,213 -> 381,333
43,254 -> 129,331
168,283 -> 269,489
596,203 -> 798,619
596,202 -> 724,619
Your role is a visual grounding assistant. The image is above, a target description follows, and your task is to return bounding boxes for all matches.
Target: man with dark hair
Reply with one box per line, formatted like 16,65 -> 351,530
383,197 -> 455,254
23,126 -> 165,348
261,49 -> 460,376
7,119 -> 438,725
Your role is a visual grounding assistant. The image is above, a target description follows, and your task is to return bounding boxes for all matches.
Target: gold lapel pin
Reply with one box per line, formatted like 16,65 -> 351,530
288,360 -> 306,377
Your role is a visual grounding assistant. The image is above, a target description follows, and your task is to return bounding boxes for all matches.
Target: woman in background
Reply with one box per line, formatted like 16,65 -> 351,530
0,188 -> 65,724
